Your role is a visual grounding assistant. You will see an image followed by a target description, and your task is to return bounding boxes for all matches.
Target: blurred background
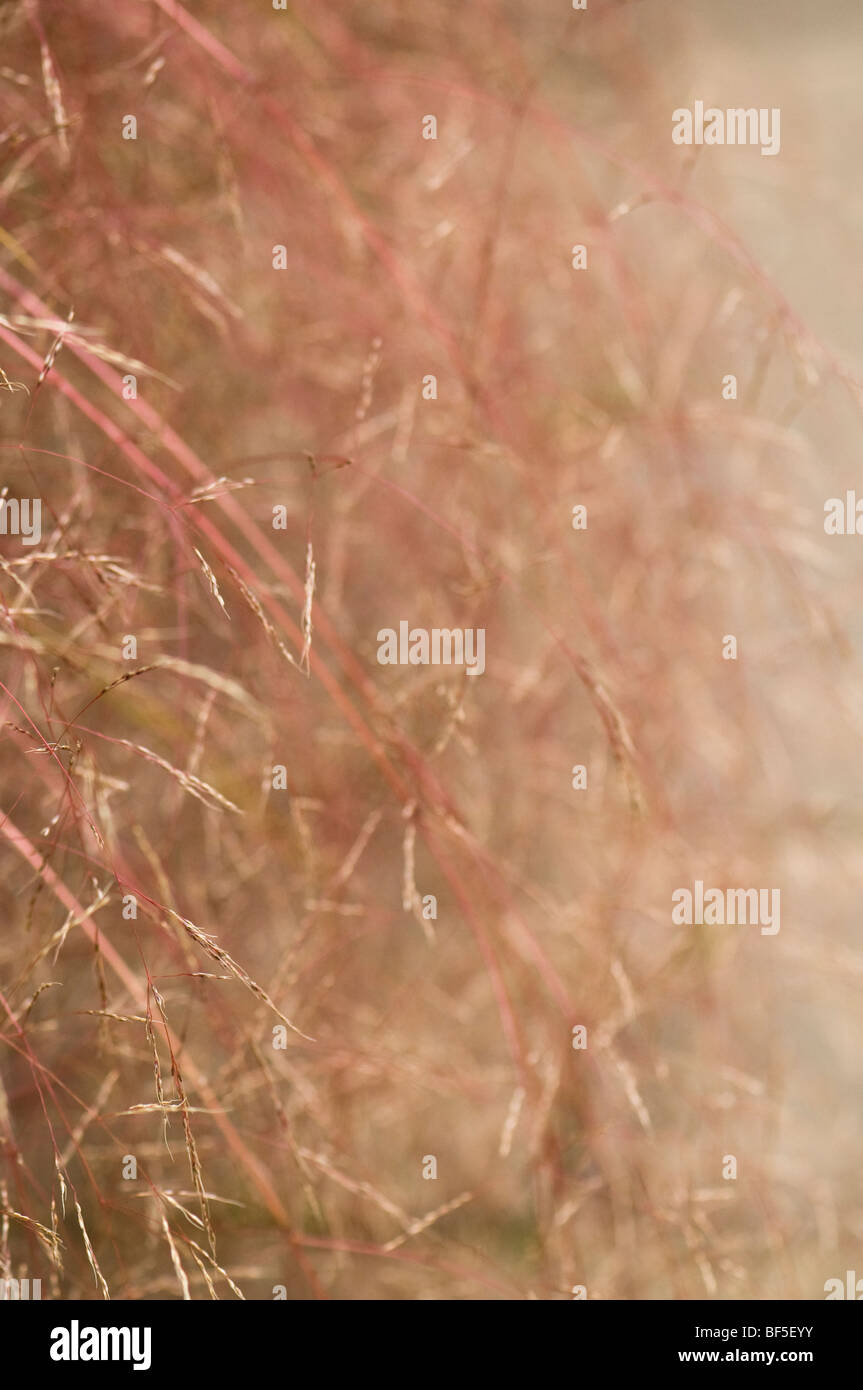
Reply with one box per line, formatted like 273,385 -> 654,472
0,0 -> 861,1299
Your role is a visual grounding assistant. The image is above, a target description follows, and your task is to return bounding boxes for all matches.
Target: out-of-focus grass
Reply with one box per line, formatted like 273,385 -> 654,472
0,0 -> 861,1300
